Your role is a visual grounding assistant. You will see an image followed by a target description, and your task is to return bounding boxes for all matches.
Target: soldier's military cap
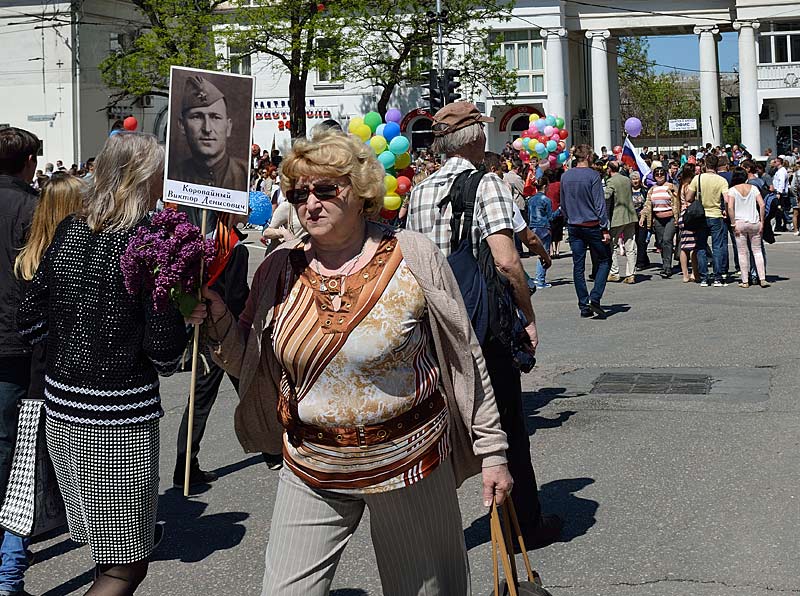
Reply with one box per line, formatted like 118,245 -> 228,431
181,75 -> 225,113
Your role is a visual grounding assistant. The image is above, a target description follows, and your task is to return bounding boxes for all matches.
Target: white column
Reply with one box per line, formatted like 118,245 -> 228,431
607,37 -> 621,146
734,20 -> 762,155
585,29 -> 611,152
544,28 -> 567,119
694,25 -> 722,147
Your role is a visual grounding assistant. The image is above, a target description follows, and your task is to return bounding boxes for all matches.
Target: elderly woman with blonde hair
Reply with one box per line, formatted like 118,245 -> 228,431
192,130 -> 512,595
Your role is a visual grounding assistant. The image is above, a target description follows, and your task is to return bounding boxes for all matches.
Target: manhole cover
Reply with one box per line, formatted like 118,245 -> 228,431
591,372 -> 711,395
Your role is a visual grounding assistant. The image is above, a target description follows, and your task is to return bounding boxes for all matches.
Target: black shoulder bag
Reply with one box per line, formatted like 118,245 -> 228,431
683,175 -> 707,231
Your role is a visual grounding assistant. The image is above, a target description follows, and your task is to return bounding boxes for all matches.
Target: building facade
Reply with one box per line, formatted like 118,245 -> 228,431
1,0 -> 799,165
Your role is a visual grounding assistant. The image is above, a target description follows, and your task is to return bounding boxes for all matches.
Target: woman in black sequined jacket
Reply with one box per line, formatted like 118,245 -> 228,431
17,132 -> 188,595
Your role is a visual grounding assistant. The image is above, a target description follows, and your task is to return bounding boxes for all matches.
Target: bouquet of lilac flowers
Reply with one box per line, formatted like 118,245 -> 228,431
121,210 -> 216,317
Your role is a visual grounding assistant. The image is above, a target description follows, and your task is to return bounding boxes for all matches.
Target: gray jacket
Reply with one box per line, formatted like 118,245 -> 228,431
205,226 -> 508,487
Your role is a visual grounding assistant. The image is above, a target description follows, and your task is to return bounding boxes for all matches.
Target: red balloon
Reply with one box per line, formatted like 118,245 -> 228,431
399,166 -> 415,179
538,135 -> 548,144
379,208 -> 397,219
521,130 -> 530,138
123,116 -> 138,131
396,175 -> 412,195
558,128 -> 569,140
519,150 -> 530,163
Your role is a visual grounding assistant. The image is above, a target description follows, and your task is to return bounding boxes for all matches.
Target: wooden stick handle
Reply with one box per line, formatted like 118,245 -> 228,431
184,209 -> 208,497
491,500 -> 518,596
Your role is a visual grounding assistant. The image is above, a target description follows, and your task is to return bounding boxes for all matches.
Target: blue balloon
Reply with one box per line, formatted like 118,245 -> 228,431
535,119 -> 547,132
521,137 -> 531,147
248,191 -> 273,226
109,129 -> 122,137
545,115 -> 556,126
534,142 -> 546,154
557,151 -> 569,164
376,123 -> 386,138
378,150 -> 396,169
546,140 -> 557,152
383,122 -> 401,141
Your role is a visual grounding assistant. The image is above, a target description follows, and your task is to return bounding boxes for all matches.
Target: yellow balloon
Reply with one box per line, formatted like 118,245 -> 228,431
394,152 -> 411,170
370,136 -> 388,154
384,192 -> 402,211
354,124 -> 372,142
529,113 -> 539,122
348,117 -> 364,132
384,175 -> 398,193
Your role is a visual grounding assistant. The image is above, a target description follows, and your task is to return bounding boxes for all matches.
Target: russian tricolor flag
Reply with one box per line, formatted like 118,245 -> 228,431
621,137 -> 651,178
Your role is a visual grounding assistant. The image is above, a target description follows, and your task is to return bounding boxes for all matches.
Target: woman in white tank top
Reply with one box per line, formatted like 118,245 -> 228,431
726,166 -> 769,288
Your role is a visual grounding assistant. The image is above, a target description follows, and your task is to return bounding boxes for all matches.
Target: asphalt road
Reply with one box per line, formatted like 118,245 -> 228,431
25,230 -> 800,596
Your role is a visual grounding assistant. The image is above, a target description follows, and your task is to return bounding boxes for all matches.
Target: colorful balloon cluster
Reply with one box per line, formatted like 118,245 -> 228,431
348,108 -> 414,217
512,113 -> 570,169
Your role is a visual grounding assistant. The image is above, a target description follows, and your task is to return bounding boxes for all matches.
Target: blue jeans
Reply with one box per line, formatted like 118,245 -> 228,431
0,357 -> 31,593
532,227 -> 551,285
695,217 -> 728,283
568,225 -> 611,310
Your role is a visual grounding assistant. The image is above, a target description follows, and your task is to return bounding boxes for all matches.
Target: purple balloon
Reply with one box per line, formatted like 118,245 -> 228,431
385,108 -> 403,123
625,117 -> 643,138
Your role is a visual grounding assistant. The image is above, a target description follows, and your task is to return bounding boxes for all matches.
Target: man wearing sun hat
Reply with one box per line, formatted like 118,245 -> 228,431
407,101 -> 563,549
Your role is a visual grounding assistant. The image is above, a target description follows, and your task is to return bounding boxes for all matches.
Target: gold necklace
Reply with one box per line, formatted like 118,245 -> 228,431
311,230 -> 369,312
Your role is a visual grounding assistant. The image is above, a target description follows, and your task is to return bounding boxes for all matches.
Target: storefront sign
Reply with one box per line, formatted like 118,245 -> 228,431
668,119 -> 698,132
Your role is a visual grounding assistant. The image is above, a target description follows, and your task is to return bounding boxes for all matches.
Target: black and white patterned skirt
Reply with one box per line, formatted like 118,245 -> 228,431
45,416 -> 159,564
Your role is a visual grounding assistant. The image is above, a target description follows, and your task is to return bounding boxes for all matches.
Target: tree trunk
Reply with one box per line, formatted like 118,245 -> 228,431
289,72 -> 307,139
376,84 -> 396,120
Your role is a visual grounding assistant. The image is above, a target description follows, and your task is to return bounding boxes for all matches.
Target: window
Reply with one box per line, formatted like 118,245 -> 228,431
758,22 -> 800,64
229,44 -> 251,76
776,125 -> 800,156
494,30 -> 545,94
317,39 -> 341,83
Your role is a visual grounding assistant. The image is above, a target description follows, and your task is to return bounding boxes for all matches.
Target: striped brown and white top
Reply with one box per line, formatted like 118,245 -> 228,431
271,234 -> 449,493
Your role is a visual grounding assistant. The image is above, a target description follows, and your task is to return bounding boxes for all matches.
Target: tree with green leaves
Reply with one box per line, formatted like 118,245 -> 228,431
341,0 -> 517,117
99,0 -> 226,103
227,1 -> 357,139
618,37 -> 700,145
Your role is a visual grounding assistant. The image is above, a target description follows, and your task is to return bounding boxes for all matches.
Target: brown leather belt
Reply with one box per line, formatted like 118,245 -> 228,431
291,390 -> 445,449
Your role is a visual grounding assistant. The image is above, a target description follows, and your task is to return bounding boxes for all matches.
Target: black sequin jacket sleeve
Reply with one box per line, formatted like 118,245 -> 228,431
17,217 -> 189,426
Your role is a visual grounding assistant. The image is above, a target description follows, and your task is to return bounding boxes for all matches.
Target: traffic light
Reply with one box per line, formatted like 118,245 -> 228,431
421,69 -> 444,113
443,68 -> 462,104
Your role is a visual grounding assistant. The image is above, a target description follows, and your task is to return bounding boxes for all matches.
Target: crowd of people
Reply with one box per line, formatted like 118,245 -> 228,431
1,102 -> 799,596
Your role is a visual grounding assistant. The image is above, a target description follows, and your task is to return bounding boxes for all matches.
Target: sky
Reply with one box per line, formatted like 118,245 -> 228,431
647,32 -> 739,75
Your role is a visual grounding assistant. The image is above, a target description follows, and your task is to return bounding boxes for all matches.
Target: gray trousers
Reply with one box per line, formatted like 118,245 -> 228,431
262,459 -> 470,596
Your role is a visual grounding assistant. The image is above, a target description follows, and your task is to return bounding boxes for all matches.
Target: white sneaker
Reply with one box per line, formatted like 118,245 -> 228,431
712,280 -> 727,287
700,280 -> 709,287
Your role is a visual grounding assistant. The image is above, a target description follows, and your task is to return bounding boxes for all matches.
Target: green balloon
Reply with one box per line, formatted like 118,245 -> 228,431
555,117 -> 565,129
364,111 -> 382,133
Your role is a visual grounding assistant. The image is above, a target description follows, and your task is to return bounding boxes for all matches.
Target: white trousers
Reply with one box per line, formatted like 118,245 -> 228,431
262,458 -> 470,596
610,222 -> 638,277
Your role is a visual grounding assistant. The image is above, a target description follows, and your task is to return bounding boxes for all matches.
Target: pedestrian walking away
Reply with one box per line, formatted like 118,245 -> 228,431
604,161 -> 638,284
17,132 -> 190,596
0,127 -> 41,596
407,102 -> 562,549
726,166 -> 769,288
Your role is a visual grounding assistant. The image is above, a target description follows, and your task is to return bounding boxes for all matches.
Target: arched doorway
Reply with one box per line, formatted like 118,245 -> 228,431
508,115 -> 530,143
411,117 -> 434,152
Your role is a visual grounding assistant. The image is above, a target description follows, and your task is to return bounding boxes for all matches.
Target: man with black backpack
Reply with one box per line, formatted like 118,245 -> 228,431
407,102 -> 562,549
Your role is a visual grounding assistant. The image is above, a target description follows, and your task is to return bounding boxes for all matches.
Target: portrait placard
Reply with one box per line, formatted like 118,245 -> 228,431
163,66 -> 255,215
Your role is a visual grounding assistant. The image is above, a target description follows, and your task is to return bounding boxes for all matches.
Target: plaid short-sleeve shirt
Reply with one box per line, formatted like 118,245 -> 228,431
406,157 -> 515,258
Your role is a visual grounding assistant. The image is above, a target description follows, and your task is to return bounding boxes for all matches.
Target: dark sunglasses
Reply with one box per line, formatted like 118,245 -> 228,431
285,183 -> 345,204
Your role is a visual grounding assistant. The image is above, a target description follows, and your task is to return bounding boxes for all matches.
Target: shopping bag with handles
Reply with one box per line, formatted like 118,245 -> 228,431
488,497 -> 554,596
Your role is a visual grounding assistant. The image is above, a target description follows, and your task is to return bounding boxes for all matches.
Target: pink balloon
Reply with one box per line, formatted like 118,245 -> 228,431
544,125 -> 554,136
512,138 -> 523,150
550,134 -> 560,142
